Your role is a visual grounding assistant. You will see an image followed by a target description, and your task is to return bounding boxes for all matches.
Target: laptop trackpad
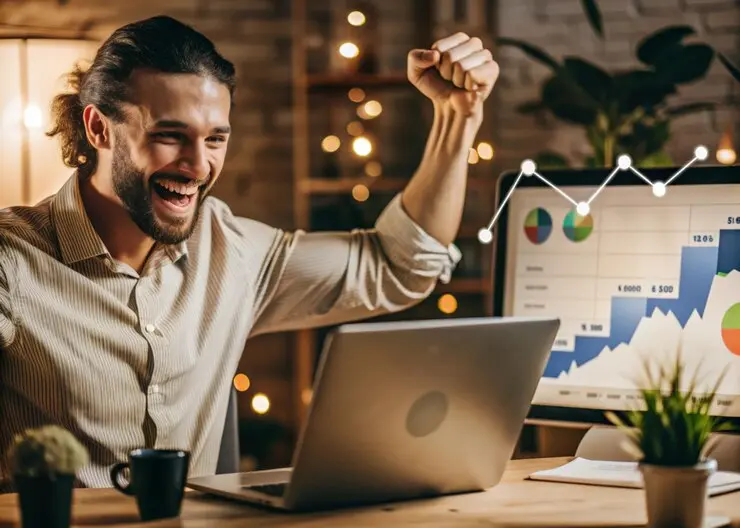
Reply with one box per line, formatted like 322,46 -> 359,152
239,468 -> 292,487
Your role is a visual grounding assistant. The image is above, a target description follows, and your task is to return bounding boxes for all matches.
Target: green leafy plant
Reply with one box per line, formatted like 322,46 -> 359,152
497,0 -> 737,169
605,355 -> 734,466
8,425 -> 89,478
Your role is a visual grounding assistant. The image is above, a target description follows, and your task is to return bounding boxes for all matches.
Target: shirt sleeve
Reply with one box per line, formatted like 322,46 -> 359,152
0,239 -> 17,349
249,193 -> 461,336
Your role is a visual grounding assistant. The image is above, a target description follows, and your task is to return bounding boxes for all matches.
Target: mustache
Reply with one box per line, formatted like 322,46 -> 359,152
151,173 -> 210,187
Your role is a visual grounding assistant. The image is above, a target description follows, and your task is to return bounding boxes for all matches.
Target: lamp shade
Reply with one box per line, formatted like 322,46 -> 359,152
0,38 -> 98,209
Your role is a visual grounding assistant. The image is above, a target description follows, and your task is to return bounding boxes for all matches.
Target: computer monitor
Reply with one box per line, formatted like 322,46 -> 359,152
492,163 -> 740,427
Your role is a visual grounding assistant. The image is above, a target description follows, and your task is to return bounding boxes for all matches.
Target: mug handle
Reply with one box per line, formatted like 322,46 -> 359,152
110,462 -> 134,496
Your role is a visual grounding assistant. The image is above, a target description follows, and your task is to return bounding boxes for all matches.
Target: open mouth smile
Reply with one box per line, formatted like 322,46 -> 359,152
152,178 -> 201,212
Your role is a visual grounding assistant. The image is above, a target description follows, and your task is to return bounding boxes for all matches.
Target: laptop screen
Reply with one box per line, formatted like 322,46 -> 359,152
495,166 -> 740,420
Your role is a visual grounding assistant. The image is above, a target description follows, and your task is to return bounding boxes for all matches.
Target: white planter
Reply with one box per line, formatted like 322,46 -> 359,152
639,458 -> 717,528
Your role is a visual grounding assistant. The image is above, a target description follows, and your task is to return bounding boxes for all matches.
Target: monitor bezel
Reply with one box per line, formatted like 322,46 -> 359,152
491,163 -> 740,427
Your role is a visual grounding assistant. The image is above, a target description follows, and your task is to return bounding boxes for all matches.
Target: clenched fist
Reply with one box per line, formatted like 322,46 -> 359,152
407,32 -> 499,117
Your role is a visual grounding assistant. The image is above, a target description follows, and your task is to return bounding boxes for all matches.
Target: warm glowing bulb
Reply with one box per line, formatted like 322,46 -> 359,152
468,148 -> 479,164
438,294 -> 458,314
363,100 -> 382,118
347,11 -> 366,26
352,136 -> 372,156
348,88 -> 365,103
23,104 -> 42,129
352,184 -> 370,202
233,373 -> 251,392
477,142 -> 494,160
321,135 -> 341,152
339,42 -> 359,58
251,393 -> 270,414
717,148 -> 736,165
364,161 -> 382,177
346,121 -> 364,136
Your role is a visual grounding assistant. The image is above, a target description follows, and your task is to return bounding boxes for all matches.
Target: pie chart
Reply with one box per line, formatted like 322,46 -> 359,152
721,303 -> 740,356
523,207 -> 552,245
563,209 -> 594,242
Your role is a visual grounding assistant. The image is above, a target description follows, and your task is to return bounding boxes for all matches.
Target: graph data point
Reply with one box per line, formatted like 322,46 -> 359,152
521,159 -> 536,176
617,154 -> 632,170
576,202 -> 590,217
477,227 -> 493,244
652,181 -> 666,198
695,145 -> 708,161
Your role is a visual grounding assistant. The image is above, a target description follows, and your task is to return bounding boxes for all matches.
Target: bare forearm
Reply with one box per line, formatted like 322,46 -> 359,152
401,101 -> 482,247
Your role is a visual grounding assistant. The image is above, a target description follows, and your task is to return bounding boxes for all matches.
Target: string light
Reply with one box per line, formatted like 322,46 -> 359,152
346,121 -> 364,136
364,161 -> 382,177
352,184 -> 370,202
438,294 -> 458,314
339,42 -> 359,59
352,136 -> 372,156
477,141 -> 494,160
363,100 -> 382,118
468,148 -> 479,164
251,393 -> 270,414
233,373 -> 251,392
348,88 -> 365,103
321,135 -> 341,152
347,11 -> 366,26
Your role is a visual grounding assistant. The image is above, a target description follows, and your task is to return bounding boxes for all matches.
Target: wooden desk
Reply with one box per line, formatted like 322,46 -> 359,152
1,457 -> 738,527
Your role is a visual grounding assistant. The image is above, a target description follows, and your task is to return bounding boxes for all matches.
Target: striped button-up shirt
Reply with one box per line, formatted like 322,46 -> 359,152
0,172 -> 460,491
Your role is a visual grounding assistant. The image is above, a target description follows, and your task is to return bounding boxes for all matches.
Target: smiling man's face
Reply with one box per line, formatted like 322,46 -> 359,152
110,70 -> 231,244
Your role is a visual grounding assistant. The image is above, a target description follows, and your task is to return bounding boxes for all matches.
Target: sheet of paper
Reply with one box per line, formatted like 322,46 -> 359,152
529,458 -> 740,496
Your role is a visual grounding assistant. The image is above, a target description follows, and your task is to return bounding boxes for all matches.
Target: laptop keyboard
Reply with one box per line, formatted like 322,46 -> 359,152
247,482 -> 288,497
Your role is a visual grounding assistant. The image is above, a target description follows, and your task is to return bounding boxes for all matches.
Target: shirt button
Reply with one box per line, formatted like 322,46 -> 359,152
150,384 -> 160,394
145,324 -> 156,333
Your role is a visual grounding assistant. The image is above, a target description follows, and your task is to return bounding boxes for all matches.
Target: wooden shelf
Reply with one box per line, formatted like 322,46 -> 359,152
300,177 -> 498,194
307,73 -> 409,90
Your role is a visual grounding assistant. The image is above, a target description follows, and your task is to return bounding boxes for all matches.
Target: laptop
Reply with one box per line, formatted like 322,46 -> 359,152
187,316 -> 560,511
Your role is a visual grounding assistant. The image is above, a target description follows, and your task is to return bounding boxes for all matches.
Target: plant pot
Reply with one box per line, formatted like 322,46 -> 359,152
639,459 -> 717,528
14,473 -> 75,528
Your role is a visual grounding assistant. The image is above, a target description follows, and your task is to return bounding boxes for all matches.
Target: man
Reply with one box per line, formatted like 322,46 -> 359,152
0,16 -> 498,490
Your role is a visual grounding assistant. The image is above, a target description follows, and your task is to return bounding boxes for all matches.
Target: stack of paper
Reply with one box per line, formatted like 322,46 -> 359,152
529,457 -> 740,496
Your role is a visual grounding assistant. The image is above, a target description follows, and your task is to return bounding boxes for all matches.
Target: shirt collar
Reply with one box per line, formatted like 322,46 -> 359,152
51,172 -> 189,266
51,172 -> 110,265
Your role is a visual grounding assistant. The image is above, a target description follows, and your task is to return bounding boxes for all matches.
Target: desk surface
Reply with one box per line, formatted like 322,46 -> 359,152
0,457 -> 738,527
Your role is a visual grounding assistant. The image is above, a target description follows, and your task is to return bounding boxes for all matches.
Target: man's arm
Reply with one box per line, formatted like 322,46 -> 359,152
0,234 -> 17,349
249,33 -> 497,335
248,196 -> 460,336
402,32 -> 498,246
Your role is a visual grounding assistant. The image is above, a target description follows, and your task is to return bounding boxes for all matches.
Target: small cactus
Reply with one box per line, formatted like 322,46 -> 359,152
8,425 -> 89,478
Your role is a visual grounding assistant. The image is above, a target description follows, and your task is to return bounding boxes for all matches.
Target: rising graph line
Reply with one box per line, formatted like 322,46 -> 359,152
476,146 -> 710,245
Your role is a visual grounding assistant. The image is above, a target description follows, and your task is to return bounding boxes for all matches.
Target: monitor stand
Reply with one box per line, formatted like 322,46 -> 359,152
575,426 -> 740,471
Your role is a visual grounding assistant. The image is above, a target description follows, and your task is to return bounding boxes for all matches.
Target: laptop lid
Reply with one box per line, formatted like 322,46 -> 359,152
283,316 -> 560,511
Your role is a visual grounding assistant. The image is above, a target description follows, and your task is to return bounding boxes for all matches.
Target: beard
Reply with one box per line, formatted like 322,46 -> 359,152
111,139 -> 207,245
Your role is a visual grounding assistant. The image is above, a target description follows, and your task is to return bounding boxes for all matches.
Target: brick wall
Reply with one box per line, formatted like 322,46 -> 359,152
491,0 -> 740,171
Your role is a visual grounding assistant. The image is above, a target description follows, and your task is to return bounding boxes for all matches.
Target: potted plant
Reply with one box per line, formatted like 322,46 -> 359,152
496,0 -> 739,169
8,425 -> 89,528
605,356 -> 734,528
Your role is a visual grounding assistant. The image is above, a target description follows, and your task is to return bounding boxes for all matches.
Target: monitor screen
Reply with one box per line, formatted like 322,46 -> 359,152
493,165 -> 740,424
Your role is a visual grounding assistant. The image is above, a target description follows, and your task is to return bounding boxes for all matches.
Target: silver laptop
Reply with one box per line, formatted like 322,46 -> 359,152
187,316 -> 560,511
